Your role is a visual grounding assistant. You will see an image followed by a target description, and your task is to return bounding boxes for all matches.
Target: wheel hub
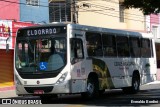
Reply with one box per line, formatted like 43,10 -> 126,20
87,83 -> 94,94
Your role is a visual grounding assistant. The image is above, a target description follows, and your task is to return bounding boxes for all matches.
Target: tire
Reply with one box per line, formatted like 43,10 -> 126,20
122,73 -> 140,94
131,73 -> 140,94
81,77 -> 99,99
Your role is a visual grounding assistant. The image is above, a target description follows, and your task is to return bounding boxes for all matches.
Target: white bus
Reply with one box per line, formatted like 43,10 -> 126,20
14,23 -> 157,100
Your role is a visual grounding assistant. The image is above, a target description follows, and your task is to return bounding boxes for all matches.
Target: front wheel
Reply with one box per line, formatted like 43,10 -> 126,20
81,77 -> 99,99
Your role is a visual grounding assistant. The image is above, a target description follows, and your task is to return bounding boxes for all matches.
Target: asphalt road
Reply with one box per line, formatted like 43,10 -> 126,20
0,83 -> 160,107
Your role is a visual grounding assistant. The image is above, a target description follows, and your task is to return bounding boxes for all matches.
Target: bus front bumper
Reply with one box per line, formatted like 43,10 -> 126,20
15,81 -> 71,96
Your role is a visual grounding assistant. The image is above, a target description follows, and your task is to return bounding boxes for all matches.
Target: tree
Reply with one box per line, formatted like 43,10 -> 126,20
122,0 -> 160,15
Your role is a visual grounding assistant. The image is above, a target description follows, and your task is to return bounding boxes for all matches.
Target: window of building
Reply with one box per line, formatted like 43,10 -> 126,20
49,2 -> 71,22
116,36 -> 130,57
86,32 -> 103,57
26,0 -> 39,6
119,4 -> 125,22
152,26 -> 159,38
102,34 -> 117,57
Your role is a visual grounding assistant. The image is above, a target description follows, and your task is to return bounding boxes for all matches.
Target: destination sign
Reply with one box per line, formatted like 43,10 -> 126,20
18,26 -> 66,37
27,28 -> 57,36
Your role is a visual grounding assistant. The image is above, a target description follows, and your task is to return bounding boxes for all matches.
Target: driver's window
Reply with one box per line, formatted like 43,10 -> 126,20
70,38 -> 84,64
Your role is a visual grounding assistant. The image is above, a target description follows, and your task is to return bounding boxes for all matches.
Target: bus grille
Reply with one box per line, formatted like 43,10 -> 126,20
24,86 -> 53,93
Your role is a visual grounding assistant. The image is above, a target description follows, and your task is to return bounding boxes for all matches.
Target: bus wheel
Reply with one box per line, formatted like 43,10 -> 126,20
81,77 -> 99,99
122,73 -> 140,94
131,73 -> 140,93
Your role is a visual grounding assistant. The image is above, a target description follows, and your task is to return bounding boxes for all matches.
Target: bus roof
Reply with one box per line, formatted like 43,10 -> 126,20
18,23 -> 68,30
69,24 -> 153,38
18,22 -> 153,38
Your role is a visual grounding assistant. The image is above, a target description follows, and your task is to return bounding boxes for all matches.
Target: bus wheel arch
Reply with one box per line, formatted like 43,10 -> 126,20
81,72 -> 99,98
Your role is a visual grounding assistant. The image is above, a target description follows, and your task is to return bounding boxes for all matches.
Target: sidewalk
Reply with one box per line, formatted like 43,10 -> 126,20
0,90 -> 17,98
144,80 -> 160,85
0,86 -> 17,98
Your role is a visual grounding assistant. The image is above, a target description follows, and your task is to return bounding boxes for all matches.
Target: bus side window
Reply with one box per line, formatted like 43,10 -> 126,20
70,38 -> 84,64
102,34 -> 117,57
86,32 -> 103,57
141,38 -> 151,58
129,37 -> 141,58
116,36 -> 130,57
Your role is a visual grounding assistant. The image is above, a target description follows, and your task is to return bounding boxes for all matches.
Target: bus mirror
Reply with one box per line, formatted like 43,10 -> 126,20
6,36 -> 10,53
6,44 -> 9,52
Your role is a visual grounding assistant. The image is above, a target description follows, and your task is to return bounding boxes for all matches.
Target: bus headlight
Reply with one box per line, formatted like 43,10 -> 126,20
55,72 -> 68,85
15,75 -> 22,85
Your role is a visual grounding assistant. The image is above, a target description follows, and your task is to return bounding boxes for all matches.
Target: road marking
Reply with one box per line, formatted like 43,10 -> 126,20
65,105 -> 84,107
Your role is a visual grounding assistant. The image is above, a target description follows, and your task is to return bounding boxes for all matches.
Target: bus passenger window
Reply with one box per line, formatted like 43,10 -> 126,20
129,37 -> 141,57
116,36 -> 130,57
102,34 -> 117,57
86,32 -> 103,57
141,39 -> 151,58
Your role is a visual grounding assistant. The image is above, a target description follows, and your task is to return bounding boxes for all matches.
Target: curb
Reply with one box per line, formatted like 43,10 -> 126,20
145,81 -> 160,85
0,86 -> 15,92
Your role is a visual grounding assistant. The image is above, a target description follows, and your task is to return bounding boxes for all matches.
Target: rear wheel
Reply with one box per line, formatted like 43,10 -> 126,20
122,73 -> 140,94
131,73 -> 140,93
81,76 -> 99,99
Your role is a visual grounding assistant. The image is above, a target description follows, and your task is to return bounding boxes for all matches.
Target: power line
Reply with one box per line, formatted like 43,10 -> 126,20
79,7 -> 160,26
50,2 -> 147,24
0,0 -> 156,20
81,2 -> 144,17
0,0 -> 160,24
79,1 -> 160,21
77,0 -> 160,23
0,1 -> 13,9
77,2 -> 160,24
0,0 -> 48,7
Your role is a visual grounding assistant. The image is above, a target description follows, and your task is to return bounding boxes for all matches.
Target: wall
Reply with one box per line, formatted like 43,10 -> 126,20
125,9 -> 145,31
0,50 -> 14,87
77,0 -> 145,31
150,14 -> 159,25
0,0 -> 20,21
20,0 -> 49,23
150,14 -> 160,39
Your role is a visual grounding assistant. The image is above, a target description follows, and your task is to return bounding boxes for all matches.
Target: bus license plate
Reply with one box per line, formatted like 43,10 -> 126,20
34,90 -> 44,94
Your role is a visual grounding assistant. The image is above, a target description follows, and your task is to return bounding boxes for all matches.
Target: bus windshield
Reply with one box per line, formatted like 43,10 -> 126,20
15,36 -> 67,73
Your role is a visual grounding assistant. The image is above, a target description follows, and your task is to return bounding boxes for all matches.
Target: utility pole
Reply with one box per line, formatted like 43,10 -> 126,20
72,0 -> 78,23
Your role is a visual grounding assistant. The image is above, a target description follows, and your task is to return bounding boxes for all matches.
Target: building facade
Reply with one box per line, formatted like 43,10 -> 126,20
77,0 -> 145,31
145,14 -> 160,80
49,0 -> 145,31
0,0 -> 49,23
0,20 -> 36,87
